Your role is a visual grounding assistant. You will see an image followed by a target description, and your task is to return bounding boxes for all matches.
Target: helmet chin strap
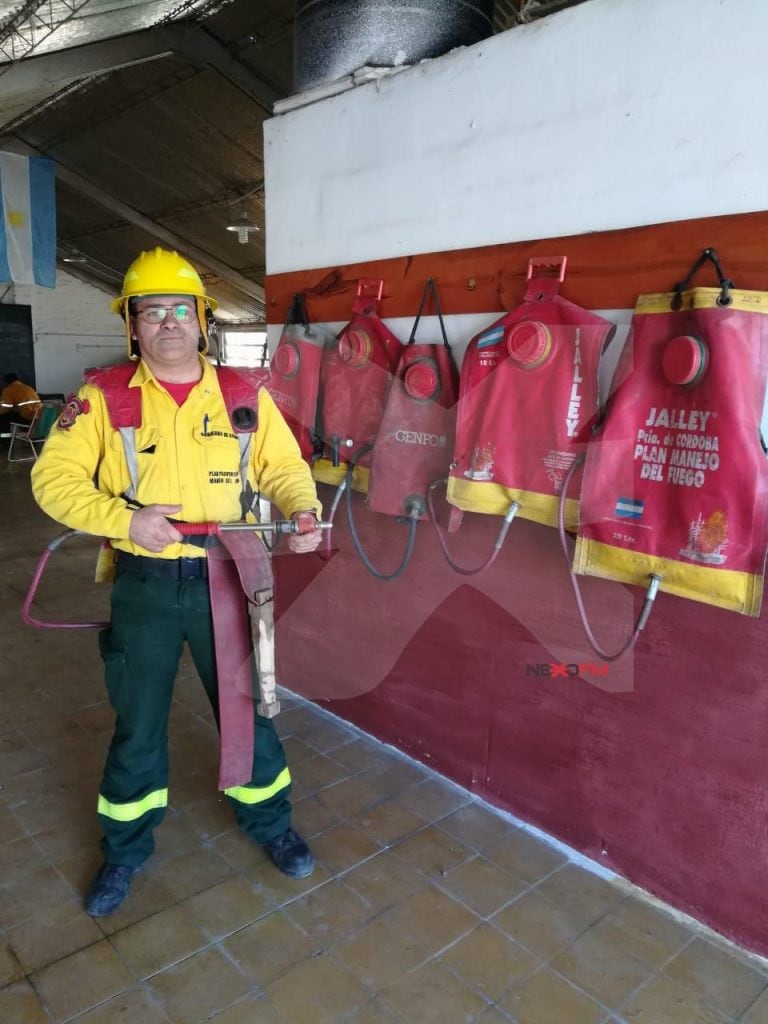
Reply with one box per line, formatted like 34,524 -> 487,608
196,296 -> 209,355
128,320 -> 140,361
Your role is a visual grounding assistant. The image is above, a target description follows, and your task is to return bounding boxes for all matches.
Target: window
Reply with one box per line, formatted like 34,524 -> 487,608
221,330 -> 269,367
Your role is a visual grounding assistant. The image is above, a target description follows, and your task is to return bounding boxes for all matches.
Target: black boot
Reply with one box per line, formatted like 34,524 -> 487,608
262,828 -> 315,879
84,863 -> 138,916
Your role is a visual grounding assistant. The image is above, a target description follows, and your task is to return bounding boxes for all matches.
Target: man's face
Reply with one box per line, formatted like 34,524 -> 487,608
131,294 -> 200,372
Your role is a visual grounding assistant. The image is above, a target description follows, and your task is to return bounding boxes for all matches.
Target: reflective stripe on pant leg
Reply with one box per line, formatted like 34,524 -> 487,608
98,572 -> 183,866
224,766 -> 291,804
181,579 -> 293,842
224,713 -> 293,841
96,788 -> 169,866
98,789 -> 169,820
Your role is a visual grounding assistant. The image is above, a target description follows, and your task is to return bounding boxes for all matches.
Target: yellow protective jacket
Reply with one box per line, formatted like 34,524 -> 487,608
31,357 -> 321,559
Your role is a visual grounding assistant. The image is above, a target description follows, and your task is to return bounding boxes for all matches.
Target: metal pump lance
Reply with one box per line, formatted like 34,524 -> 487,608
22,517 -> 333,631
174,518 -> 333,538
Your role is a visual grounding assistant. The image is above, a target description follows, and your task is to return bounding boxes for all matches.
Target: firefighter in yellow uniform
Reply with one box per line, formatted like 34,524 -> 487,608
32,248 -> 322,916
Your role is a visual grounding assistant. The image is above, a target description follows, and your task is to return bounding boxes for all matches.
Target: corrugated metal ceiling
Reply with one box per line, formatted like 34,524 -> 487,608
0,0 -> 591,324
0,1 -> 215,60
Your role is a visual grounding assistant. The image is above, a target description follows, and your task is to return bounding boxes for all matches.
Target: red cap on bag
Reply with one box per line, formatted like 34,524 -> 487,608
339,327 -> 373,367
662,334 -> 709,387
404,359 -> 440,400
506,320 -> 552,369
272,342 -> 300,378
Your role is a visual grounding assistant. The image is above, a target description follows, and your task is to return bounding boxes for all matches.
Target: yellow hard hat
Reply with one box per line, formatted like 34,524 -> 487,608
110,247 -> 219,358
110,247 -> 218,312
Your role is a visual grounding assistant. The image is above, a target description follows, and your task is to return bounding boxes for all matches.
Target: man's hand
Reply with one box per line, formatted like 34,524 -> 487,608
129,504 -> 184,553
287,511 -> 322,553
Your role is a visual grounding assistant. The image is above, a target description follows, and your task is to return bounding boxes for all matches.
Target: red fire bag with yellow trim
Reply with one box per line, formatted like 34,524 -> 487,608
447,257 -> 616,530
313,278 -> 402,493
267,293 -> 333,462
573,250 -> 768,616
367,279 -> 459,519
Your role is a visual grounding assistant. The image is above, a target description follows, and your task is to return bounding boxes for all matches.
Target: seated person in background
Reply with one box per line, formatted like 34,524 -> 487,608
0,372 -> 41,433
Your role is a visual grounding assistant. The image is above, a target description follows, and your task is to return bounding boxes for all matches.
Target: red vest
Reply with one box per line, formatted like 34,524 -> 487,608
85,362 -> 267,432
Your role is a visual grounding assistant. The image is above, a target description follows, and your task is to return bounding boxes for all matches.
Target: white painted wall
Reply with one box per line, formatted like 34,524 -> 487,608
265,0 -> 768,275
13,270 -> 124,395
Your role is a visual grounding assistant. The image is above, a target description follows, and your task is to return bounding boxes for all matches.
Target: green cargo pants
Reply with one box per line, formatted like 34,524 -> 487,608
97,564 -> 291,867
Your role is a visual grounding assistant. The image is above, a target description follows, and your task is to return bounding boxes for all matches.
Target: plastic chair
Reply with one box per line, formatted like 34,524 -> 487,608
8,402 -> 61,463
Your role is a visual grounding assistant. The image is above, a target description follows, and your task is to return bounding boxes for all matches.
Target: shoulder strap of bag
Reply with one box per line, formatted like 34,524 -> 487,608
671,248 -> 734,310
407,278 -> 450,348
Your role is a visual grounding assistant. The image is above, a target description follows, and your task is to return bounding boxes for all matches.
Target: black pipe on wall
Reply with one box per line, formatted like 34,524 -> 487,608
294,0 -> 496,93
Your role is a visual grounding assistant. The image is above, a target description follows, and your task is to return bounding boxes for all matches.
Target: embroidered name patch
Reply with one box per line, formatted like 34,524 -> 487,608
209,470 -> 239,484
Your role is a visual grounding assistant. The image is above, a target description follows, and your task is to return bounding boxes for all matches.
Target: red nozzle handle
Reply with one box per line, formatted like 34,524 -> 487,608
174,521 -> 220,536
293,511 -> 318,535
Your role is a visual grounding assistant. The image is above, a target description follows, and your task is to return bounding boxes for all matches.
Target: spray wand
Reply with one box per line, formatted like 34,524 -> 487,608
172,516 -> 332,538
22,516 -> 333,630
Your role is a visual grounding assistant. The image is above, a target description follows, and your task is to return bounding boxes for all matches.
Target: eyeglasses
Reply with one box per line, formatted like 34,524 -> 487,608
134,303 -> 196,325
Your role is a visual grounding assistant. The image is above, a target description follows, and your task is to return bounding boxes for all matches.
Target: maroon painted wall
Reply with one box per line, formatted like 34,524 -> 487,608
273,483 -> 768,956
266,215 -> 768,955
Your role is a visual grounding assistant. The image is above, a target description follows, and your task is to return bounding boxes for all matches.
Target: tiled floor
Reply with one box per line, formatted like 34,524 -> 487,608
2,455 -> 768,1024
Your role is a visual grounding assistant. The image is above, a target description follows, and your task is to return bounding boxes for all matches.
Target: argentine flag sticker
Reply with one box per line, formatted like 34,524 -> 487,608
615,497 -> 644,519
0,152 -> 56,288
477,325 -> 504,349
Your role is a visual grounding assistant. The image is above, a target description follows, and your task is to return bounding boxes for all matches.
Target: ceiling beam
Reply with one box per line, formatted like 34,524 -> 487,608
168,24 -> 282,111
0,28 -> 174,101
0,0 -> 92,63
56,260 -> 121,295
0,23 -> 282,112
4,138 -> 266,306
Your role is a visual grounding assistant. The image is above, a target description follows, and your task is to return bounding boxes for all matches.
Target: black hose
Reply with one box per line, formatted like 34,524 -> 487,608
427,478 -> 518,576
317,477 -> 347,561
557,456 -> 660,662
344,444 -> 419,581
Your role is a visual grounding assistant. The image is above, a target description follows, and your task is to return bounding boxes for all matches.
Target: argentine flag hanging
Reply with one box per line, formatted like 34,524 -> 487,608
0,152 -> 56,288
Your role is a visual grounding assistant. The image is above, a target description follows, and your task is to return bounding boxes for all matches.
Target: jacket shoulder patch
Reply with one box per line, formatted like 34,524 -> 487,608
58,394 -> 91,430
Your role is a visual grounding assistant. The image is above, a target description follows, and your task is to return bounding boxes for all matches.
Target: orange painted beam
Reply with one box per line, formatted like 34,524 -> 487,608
265,210 -> 768,323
